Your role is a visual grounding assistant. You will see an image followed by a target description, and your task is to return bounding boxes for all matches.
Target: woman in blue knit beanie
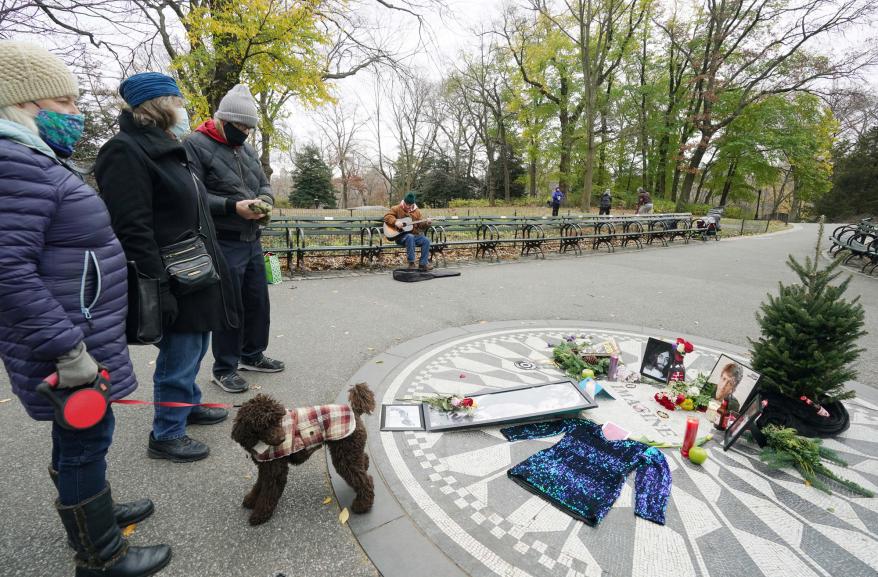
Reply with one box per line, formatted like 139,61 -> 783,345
96,71 -> 241,466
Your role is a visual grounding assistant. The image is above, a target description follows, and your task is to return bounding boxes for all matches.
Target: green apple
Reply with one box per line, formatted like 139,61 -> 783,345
581,368 -> 595,378
688,446 -> 708,465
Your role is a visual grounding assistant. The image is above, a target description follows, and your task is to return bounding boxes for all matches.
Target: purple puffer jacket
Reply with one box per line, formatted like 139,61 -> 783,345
0,126 -> 136,421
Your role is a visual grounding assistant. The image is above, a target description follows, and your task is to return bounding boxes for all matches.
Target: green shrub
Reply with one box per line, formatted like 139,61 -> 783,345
722,206 -> 754,219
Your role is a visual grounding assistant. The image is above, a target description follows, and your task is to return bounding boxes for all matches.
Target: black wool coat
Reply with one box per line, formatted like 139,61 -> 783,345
95,110 -> 241,333
184,124 -> 274,242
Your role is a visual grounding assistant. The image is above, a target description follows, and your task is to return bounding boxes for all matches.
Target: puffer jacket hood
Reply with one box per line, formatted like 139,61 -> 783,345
185,122 -> 274,243
0,128 -> 136,420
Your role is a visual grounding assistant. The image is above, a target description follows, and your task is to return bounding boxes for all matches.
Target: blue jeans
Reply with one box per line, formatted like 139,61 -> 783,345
212,239 -> 270,376
153,331 -> 210,441
51,407 -> 115,505
396,233 -> 430,266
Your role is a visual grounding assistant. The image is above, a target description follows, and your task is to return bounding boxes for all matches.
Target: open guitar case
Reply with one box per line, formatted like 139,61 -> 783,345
392,268 -> 461,283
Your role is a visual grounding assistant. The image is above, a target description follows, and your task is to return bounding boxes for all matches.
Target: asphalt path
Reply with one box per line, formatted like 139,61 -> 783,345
0,222 -> 874,577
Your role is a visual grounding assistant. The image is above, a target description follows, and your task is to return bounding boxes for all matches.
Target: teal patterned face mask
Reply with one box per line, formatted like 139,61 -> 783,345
35,109 -> 85,158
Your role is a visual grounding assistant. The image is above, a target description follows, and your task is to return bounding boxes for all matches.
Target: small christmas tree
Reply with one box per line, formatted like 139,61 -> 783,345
749,219 -> 866,403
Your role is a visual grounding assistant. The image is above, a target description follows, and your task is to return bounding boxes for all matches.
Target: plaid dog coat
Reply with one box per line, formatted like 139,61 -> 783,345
252,405 -> 355,462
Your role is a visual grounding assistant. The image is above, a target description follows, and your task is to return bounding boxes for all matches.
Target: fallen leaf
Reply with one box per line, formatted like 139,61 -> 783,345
339,507 -> 349,525
147,361 -> 155,366
0,398 -> 11,404
478,320 -> 487,324
253,385 -> 262,390
121,524 -> 136,537
244,473 -> 252,480
367,347 -> 375,351
322,496 -> 332,505
375,360 -> 384,364
276,334 -> 285,338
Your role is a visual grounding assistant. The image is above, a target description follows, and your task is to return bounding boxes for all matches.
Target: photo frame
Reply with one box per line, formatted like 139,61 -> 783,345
640,338 -> 675,383
380,404 -> 426,431
423,380 -> 597,432
707,354 -> 761,414
723,392 -> 766,451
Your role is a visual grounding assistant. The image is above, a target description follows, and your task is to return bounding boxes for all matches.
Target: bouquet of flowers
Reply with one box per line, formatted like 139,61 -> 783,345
422,394 -> 478,414
654,374 -> 714,412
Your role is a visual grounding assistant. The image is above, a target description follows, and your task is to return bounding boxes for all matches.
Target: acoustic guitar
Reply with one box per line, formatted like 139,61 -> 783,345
383,216 -> 431,239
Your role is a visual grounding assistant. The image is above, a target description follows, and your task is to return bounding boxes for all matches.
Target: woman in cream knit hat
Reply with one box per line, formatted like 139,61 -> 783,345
0,41 -> 171,577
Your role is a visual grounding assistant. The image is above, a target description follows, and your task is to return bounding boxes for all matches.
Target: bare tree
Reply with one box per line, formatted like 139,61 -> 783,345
315,101 -> 366,208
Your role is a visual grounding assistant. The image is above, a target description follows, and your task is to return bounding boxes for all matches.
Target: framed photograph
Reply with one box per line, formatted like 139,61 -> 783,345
640,338 -> 675,383
424,380 -> 597,432
380,404 -> 425,431
707,354 -> 761,414
579,337 -> 620,357
723,392 -> 766,451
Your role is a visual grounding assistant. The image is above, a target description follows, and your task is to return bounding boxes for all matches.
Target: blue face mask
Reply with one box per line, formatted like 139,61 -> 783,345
169,107 -> 190,139
34,109 -> 85,158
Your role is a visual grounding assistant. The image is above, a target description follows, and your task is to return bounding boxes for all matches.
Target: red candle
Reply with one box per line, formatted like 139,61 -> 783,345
681,417 -> 699,458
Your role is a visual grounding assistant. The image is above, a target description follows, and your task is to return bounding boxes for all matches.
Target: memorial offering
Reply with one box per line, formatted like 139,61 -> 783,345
423,380 -> 597,432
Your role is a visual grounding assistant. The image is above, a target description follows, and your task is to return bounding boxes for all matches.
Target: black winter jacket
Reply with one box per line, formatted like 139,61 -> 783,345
184,121 -> 274,242
94,111 -> 240,334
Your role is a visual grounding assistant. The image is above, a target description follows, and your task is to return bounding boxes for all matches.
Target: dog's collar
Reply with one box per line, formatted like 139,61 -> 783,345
251,441 -> 273,455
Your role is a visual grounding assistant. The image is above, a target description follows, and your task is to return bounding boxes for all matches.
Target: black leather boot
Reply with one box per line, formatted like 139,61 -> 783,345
56,486 -> 172,577
50,467 -> 155,527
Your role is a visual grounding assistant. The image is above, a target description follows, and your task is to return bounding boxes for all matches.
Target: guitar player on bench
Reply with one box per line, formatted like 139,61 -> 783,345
384,192 -> 433,271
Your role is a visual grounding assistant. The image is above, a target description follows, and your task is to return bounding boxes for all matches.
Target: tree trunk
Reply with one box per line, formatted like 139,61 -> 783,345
677,130 -> 714,208
718,159 -> 737,207
260,129 -> 273,181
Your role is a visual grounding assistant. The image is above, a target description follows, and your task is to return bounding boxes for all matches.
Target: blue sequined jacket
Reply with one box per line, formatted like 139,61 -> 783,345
501,419 -> 671,526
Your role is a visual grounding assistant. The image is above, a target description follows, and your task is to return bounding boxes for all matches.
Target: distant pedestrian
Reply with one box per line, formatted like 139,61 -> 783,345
551,186 -> 564,216
599,189 -> 612,215
637,187 -> 653,214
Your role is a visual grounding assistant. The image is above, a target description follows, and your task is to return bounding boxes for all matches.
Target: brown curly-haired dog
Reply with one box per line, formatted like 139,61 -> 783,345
231,383 -> 376,526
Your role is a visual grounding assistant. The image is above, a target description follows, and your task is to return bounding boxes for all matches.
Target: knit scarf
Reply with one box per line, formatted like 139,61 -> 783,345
400,200 -> 418,213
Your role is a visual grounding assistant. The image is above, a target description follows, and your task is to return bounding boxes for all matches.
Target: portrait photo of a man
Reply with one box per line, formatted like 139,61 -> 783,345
707,354 -> 761,412
640,338 -> 675,383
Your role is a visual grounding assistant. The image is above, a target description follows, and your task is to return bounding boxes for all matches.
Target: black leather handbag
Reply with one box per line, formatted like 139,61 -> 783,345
126,260 -> 162,344
159,172 -> 220,295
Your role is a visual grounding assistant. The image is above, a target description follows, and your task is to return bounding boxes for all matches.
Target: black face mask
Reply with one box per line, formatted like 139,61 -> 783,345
223,121 -> 249,147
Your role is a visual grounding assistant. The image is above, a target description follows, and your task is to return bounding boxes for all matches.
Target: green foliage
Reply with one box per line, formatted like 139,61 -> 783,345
552,342 -> 611,379
173,0 -> 331,120
411,155 -> 481,208
749,222 -> 866,403
722,206 -> 754,219
651,199 -> 678,213
759,425 -> 874,496
289,145 -> 336,208
817,126 -> 878,220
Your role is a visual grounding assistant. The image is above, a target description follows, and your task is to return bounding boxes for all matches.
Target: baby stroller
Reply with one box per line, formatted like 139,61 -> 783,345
693,206 -> 723,241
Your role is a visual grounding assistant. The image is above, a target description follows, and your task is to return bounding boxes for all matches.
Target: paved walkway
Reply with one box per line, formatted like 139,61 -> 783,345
0,223 -> 875,577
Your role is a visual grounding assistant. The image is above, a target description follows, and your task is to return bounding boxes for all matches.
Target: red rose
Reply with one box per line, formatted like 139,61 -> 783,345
675,394 -> 685,405
459,398 -> 474,407
684,341 -> 694,353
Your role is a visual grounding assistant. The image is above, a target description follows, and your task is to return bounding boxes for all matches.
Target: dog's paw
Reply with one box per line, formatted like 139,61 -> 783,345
249,511 -> 272,526
242,494 -> 257,510
351,497 -> 374,514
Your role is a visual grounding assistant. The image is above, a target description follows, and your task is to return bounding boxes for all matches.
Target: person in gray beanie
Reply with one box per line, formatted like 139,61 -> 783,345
185,83 -> 285,394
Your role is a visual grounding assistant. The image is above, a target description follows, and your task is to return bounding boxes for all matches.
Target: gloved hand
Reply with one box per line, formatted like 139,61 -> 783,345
55,342 -> 99,389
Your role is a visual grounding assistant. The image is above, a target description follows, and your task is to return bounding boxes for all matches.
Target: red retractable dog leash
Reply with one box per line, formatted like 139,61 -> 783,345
38,370 -> 236,431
